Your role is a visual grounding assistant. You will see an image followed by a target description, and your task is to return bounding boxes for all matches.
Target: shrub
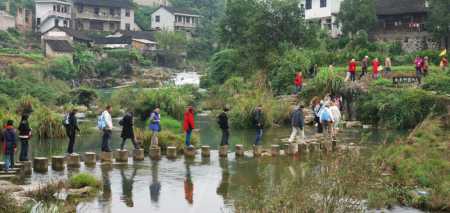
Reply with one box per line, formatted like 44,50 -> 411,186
47,56 -> 76,80
208,48 -> 241,84
422,70 -> 450,94
70,88 -> 98,107
33,107 -> 66,139
69,173 -> 101,189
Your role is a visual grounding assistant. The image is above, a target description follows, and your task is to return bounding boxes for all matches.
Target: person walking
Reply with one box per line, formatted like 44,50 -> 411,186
319,103 -> 334,139
66,109 -> 80,154
384,57 -> 392,76
294,72 -> 303,94
414,56 -> 423,85
329,100 -> 341,137
217,107 -> 230,146
422,56 -> 429,77
253,105 -> 264,145
288,105 -> 305,143
119,110 -> 139,150
348,59 -> 357,82
360,56 -> 369,79
18,114 -> 31,161
149,107 -> 161,147
183,106 -> 195,147
100,105 -> 113,152
372,58 -> 380,79
2,120 -> 17,171
312,97 -> 323,133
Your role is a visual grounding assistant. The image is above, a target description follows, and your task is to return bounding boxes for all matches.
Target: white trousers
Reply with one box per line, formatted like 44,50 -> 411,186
288,127 -> 305,143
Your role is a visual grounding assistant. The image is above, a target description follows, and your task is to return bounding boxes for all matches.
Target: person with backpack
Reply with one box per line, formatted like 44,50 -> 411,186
18,114 -> 31,161
2,120 -> 17,171
319,102 -> 334,139
183,106 -> 195,147
65,109 -> 80,154
149,107 -> 161,147
99,105 -> 113,152
311,97 -> 323,133
253,105 -> 264,145
119,110 -> 139,150
217,107 -> 230,146
288,105 -> 305,143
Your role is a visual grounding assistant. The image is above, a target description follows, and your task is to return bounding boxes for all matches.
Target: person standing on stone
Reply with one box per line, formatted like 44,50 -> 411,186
2,120 -> 17,171
253,105 -> 264,145
100,105 -> 113,152
288,105 -> 305,143
414,56 -> 423,85
149,107 -> 161,147
119,110 -> 139,150
372,58 -> 380,79
66,109 -> 80,154
329,100 -> 341,137
294,71 -> 303,94
319,102 -> 334,140
183,106 -> 195,147
18,114 -> 31,161
217,107 -> 230,146
311,97 -> 323,134
360,56 -> 369,79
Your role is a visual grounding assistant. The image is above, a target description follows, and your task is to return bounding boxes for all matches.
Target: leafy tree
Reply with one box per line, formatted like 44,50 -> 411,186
426,0 -> 450,48
47,56 -> 77,80
337,0 -> 377,36
134,5 -> 156,30
73,49 -> 96,79
70,88 -> 98,107
155,31 -> 187,67
208,48 -> 240,84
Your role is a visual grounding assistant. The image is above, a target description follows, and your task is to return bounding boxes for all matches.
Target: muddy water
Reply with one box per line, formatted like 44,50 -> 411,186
8,115 -> 419,213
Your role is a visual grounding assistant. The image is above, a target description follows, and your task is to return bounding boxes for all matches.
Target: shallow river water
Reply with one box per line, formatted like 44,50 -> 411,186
9,115 -> 422,213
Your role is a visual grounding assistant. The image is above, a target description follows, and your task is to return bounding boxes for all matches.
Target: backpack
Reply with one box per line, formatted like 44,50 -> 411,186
62,114 -> 70,126
97,113 -> 106,130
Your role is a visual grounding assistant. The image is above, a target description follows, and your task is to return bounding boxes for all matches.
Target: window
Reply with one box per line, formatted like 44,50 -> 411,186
125,9 -> 130,17
63,20 -> 68,27
320,0 -> 327,8
305,0 -> 312,9
186,17 -> 190,23
90,20 -> 104,31
57,5 -> 61,12
155,15 -> 160,23
53,5 -> 56,11
125,23 -> 130,30
110,22 -> 115,30
94,7 -> 100,15
110,8 -> 115,16
55,19 -> 59,26
36,18 -> 41,26
78,5 -> 83,13
177,16 -> 182,22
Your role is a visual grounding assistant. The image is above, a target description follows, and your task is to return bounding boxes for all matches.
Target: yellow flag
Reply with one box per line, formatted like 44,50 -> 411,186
440,49 -> 447,57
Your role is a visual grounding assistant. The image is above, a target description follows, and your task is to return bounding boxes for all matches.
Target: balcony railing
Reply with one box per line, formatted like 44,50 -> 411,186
41,10 -> 71,19
75,12 -> 121,21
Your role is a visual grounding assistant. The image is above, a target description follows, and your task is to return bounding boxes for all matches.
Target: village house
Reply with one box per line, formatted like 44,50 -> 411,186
300,0 -> 344,38
150,6 -> 201,32
35,0 -> 72,33
0,10 -> 15,31
134,0 -> 170,7
374,0 -> 438,52
73,0 -> 138,32
112,30 -> 157,52
44,39 -> 74,58
15,6 -> 33,31
41,26 -> 93,45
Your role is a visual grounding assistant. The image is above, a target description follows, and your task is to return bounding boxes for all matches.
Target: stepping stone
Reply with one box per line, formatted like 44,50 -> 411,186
51,156 -> 65,171
201,145 -> 210,157
167,146 -> 177,159
33,157 -> 48,173
271,145 -> 280,156
133,149 -> 145,161
115,149 -> 129,163
149,146 -> 161,160
67,153 -> 81,168
84,152 -> 97,166
235,144 -> 244,157
219,145 -> 228,158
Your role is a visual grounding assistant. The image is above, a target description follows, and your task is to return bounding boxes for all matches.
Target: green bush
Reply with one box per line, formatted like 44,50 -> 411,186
69,173 -> 101,189
207,48 -> 241,84
95,58 -> 120,77
46,56 -> 76,80
70,88 -> 98,107
422,70 -> 450,94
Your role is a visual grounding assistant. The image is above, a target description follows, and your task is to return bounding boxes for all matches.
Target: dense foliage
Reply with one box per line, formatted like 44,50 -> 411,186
426,0 -> 450,48
337,0 -> 377,36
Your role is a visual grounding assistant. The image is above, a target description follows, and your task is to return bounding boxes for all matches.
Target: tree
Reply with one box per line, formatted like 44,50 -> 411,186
426,0 -> 450,49
208,48 -> 240,84
155,31 -> 187,67
337,0 -> 377,36
47,56 -> 77,80
73,49 -> 96,79
134,5 -> 156,31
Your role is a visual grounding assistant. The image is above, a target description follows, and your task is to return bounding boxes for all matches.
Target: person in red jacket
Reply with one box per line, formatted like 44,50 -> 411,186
294,71 -> 303,94
372,58 -> 380,79
183,106 -> 195,147
348,59 -> 357,82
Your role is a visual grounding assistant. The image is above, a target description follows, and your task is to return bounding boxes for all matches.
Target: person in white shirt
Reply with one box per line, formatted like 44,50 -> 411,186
329,100 -> 341,138
101,105 -> 113,152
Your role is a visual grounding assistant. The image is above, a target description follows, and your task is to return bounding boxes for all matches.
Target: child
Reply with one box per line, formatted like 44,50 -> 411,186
2,120 -> 17,171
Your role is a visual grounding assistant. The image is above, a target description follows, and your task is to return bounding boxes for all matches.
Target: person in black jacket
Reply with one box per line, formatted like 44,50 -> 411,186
218,107 -> 230,146
18,114 -> 32,161
120,111 -> 139,150
288,106 -> 305,143
66,109 -> 80,154
253,105 -> 264,145
3,120 -> 17,171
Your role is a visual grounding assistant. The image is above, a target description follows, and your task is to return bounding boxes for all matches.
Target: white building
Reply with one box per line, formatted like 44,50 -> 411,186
300,0 -> 343,38
151,6 -> 200,32
35,0 -> 72,33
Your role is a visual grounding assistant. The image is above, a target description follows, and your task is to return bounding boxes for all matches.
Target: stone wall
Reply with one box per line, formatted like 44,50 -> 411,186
373,31 -> 440,53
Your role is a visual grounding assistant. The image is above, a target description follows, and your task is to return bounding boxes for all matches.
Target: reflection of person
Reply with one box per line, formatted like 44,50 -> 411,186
121,167 -> 137,207
149,161 -> 161,203
184,162 -> 194,204
101,166 -> 112,201
216,159 -> 230,199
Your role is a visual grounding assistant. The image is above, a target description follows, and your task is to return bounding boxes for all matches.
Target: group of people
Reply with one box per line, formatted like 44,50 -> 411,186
346,56 -> 391,82
311,95 -> 342,140
1,114 -> 32,171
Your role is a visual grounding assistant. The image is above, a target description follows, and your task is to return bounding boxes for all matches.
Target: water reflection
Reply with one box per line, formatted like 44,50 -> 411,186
216,159 -> 230,199
184,160 -> 194,204
120,166 -> 137,207
149,161 -> 161,203
100,165 -> 112,213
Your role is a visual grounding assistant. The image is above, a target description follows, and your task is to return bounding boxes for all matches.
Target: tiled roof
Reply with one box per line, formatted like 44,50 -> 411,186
94,36 -> 131,44
73,0 -> 133,8
43,26 -> 93,42
376,0 -> 427,16
161,6 -> 199,15
115,30 -> 156,41
46,40 -> 74,52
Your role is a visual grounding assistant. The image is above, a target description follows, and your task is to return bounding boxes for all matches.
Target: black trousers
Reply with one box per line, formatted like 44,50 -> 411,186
102,130 -> 112,152
121,137 -> 139,150
19,139 -> 29,161
220,129 -> 229,146
67,134 -> 76,154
